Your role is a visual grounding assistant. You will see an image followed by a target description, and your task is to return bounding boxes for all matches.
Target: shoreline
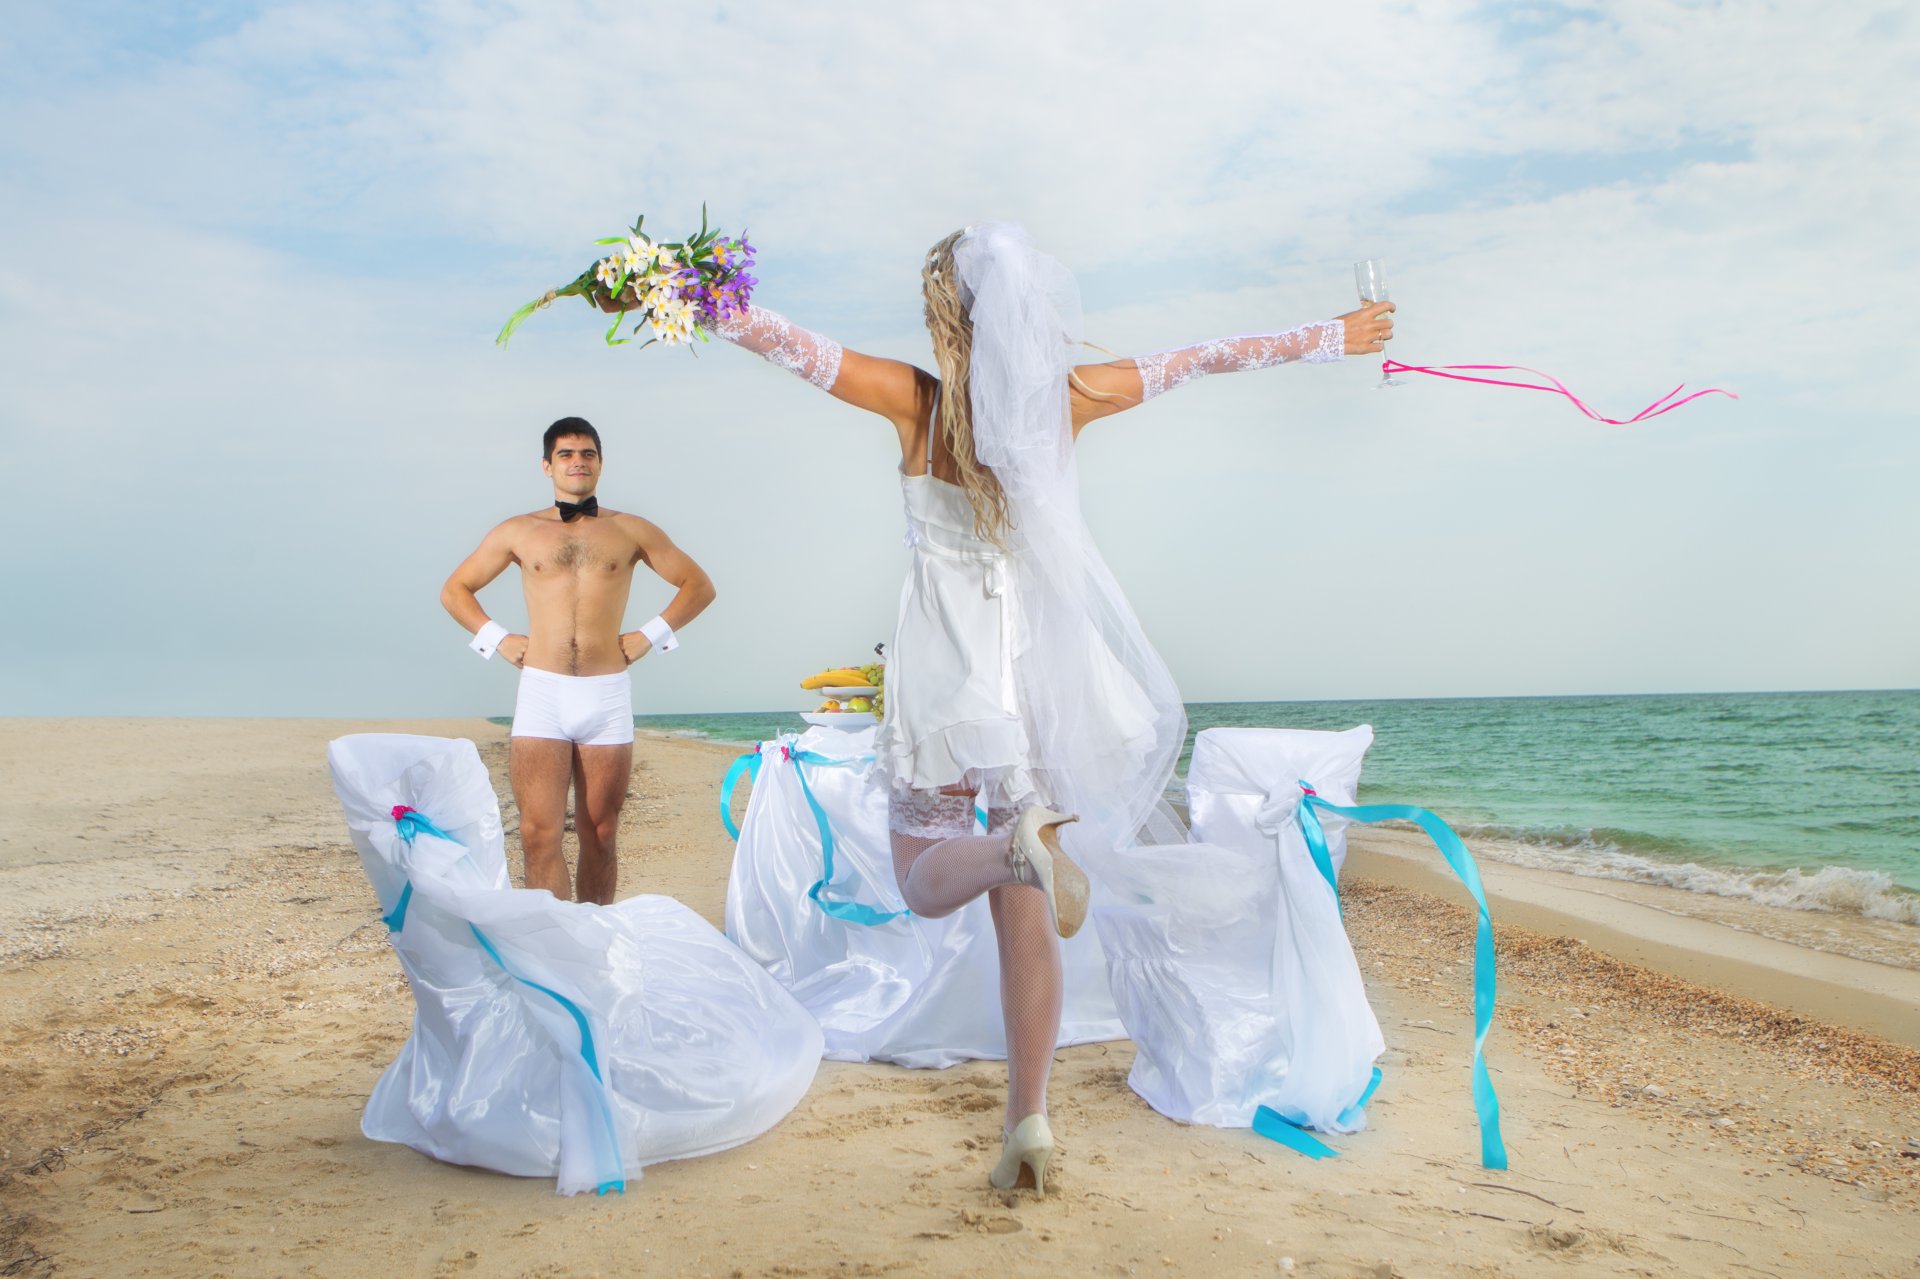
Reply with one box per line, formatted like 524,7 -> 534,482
637,716 -> 1920,927
5,718 -> 1914,1036
1347,831 -> 1920,1047
3,718 -> 1915,1276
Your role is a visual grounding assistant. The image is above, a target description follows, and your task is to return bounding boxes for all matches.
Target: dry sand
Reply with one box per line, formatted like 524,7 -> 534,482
2,718 -> 1916,1278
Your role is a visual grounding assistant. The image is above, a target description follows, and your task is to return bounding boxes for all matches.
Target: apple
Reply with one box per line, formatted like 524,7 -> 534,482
845,696 -> 874,713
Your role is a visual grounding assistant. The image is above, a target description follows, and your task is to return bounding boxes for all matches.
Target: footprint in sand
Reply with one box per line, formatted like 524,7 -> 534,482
432,1249 -> 481,1275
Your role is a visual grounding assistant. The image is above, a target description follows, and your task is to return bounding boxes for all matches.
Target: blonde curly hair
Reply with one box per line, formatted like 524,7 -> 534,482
921,229 -> 1013,545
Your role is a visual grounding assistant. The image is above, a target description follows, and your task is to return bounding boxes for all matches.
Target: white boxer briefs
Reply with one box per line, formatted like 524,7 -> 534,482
511,667 -> 635,746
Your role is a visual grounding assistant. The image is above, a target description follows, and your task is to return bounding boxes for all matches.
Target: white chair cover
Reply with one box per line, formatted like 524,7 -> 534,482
723,725 -> 1125,1066
327,733 -> 822,1195
723,720 -> 1387,1141
1092,725 -> 1386,1131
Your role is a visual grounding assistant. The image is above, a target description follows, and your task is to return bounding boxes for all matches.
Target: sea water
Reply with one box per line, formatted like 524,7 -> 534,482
498,688 -> 1920,924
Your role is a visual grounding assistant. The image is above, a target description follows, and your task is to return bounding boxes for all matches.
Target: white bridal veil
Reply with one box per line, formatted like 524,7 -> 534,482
949,231 -> 1397,1138
952,222 -> 1189,857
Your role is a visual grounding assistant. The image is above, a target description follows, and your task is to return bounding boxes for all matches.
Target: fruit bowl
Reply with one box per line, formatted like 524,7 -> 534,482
818,685 -> 878,699
802,712 -> 876,728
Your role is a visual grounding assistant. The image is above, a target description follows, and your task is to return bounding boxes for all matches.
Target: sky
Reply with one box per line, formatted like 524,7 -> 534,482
1,0 -> 1915,718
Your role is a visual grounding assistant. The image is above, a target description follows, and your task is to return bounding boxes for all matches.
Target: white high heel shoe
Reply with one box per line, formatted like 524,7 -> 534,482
1010,806 -> 1087,939
989,1114 -> 1055,1192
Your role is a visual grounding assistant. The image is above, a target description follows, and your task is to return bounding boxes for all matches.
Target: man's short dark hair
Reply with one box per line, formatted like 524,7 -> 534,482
543,417 -> 602,460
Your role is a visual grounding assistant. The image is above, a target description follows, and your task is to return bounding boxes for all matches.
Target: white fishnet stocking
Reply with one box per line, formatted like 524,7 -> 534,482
888,794 -> 1061,1128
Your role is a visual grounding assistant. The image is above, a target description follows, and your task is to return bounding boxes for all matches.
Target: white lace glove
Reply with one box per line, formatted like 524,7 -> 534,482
708,304 -> 844,391
1130,321 -> 1344,402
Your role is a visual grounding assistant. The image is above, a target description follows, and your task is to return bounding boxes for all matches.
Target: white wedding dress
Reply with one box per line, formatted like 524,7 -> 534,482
712,224 -> 1499,1162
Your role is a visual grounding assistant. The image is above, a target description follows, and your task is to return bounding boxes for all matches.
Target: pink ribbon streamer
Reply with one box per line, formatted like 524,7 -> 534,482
1381,359 -> 1737,425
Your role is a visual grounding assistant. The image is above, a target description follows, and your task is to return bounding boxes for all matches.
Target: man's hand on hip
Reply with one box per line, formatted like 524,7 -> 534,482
621,632 -> 653,666
498,634 -> 530,668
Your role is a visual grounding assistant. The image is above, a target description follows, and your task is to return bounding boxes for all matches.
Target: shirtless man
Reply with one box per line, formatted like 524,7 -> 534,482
440,417 -> 716,904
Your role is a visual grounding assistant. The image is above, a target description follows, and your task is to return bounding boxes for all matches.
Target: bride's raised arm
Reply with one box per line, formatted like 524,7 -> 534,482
598,291 -> 927,440
1068,301 -> 1396,430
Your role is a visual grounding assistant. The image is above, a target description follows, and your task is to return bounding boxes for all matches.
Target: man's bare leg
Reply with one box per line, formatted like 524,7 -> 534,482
571,743 -> 632,905
510,736 -> 576,898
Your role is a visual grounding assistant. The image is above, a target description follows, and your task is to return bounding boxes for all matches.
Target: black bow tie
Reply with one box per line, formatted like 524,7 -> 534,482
556,496 -> 599,522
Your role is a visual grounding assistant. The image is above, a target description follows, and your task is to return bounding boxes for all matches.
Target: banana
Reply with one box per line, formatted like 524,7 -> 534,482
801,668 -> 870,690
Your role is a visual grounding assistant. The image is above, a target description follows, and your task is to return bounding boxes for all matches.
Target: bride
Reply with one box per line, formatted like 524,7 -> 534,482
604,223 -> 1392,1190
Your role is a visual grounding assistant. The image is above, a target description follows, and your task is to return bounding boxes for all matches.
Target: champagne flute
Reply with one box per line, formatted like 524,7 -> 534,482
1354,259 -> 1405,388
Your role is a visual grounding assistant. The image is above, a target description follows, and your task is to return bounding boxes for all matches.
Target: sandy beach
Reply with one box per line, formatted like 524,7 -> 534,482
2,718 -> 1916,1278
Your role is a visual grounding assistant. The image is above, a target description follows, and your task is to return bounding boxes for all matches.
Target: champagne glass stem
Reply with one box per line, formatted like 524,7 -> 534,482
1354,258 -> 1406,388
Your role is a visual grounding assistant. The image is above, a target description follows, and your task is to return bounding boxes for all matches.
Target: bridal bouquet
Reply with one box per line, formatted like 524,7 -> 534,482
495,207 -> 756,349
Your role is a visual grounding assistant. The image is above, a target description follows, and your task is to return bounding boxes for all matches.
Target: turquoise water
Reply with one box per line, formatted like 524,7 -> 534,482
496,689 -> 1920,921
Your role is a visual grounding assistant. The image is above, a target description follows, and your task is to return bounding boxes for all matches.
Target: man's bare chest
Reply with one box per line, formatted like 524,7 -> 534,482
518,524 -> 637,580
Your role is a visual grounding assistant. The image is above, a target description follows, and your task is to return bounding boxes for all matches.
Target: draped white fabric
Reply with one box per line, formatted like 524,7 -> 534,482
327,733 -> 822,1195
726,722 -> 1387,1134
723,724 -> 1126,1065
1097,726 -> 1385,1130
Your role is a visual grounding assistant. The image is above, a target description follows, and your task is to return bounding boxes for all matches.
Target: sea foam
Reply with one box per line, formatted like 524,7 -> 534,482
1460,826 -> 1920,926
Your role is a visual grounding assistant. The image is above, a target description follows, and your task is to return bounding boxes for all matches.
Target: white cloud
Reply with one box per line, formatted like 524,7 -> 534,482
1,0 -> 1915,715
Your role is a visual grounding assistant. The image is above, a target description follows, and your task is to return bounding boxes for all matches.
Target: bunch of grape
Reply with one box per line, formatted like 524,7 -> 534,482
860,661 -> 885,718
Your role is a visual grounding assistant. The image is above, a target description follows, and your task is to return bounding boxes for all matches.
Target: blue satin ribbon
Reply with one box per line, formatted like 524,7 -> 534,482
1252,1106 -> 1340,1158
394,807 -> 460,846
718,743 -> 909,928
1253,1065 -> 1382,1160
1292,783 -> 1509,1171
389,807 -> 627,1195
1337,1064 -> 1384,1129
465,923 -> 626,1195
1294,797 -> 1345,916
381,882 -> 412,933
381,807 -> 461,931
787,748 -> 910,927
719,751 -> 761,840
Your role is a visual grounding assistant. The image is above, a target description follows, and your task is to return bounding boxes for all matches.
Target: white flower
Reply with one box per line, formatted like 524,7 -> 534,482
626,235 -> 658,266
594,256 -> 623,288
649,297 -> 696,345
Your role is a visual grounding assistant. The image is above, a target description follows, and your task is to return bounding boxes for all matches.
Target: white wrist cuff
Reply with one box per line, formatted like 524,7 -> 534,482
639,615 -> 678,653
470,619 -> 510,660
